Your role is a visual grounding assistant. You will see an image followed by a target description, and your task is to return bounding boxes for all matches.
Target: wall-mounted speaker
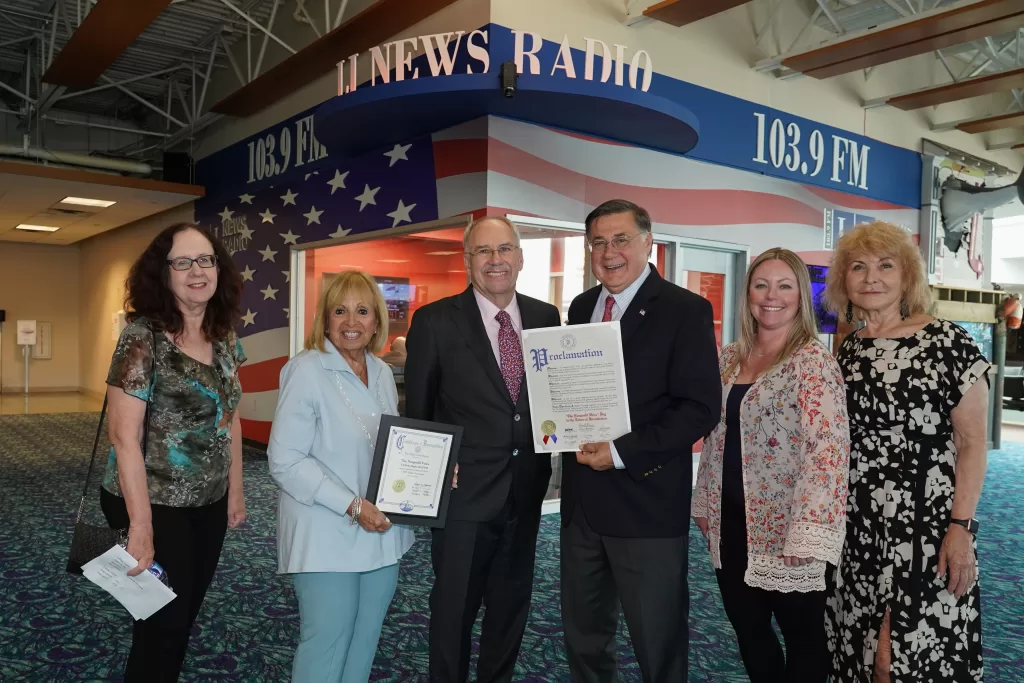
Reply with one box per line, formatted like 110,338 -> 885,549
163,152 -> 194,184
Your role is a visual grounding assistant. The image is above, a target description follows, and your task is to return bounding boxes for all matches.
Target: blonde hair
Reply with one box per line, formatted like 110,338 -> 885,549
824,221 -> 931,321
724,248 -> 820,380
305,270 -> 389,354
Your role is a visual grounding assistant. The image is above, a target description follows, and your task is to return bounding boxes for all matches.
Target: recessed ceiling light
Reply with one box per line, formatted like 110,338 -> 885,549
426,250 -> 460,256
16,224 -> 60,232
60,196 -> 116,208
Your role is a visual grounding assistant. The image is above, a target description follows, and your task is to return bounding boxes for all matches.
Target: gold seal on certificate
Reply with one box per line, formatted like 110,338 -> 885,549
520,322 -> 631,453
365,416 -> 464,527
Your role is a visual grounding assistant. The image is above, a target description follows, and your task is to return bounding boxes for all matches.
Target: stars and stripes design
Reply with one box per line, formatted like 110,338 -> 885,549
197,117 -> 918,443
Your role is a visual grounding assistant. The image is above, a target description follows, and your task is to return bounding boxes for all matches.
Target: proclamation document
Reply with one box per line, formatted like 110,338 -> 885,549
366,416 -> 463,528
520,322 -> 631,453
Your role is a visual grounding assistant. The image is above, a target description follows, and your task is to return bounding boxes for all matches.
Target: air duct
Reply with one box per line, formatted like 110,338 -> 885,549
0,142 -> 152,175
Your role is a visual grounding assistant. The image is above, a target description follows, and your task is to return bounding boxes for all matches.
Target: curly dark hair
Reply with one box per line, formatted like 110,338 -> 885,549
124,222 -> 243,341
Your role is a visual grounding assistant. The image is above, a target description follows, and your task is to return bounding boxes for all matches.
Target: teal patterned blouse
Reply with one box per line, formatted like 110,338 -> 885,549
102,317 -> 246,507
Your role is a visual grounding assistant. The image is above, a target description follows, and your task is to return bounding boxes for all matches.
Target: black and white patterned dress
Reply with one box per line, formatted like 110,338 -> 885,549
826,319 -> 990,682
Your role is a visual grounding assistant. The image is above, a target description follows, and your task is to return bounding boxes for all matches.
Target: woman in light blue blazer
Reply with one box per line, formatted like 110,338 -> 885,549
267,270 -> 415,683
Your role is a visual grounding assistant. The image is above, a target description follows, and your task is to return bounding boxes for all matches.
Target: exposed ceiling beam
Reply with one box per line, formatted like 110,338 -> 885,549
775,0 -> 1024,79
866,65 -> 1024,110
42,0 -> 173,88
958,110 -> 1024,133
210,0 -> 461,118
641,0 -> 749,27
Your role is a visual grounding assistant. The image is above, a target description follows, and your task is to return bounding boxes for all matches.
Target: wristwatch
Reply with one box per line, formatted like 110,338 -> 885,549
950,518 -> 979,535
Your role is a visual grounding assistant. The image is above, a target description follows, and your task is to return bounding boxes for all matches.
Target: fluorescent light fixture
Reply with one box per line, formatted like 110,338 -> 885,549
377,259 -> 410,264
426,250 -> 460,256
16,224 -> 60,232
60,196 -> 116,208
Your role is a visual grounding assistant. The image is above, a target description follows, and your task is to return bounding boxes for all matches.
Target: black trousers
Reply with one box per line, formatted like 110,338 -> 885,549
715,503 -> 828,683
100,488 -> 228,683
560,505 -> 689,683
428,495 -> 542,683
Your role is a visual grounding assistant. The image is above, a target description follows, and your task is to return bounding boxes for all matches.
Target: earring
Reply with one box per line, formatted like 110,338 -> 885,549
846,301 -> 854,323
900,298 -> 910,321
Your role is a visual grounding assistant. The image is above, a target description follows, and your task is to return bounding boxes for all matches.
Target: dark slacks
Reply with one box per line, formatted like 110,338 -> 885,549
101,487 -> 228,683
560,505 -> 689,683
715,502 -> 829,683
428,495 -> 542,683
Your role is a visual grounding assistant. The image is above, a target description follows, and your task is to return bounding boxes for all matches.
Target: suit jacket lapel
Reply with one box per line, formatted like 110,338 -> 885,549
570,287 -> 601,326
453,287 -> 514,406
617,265 -> 663,347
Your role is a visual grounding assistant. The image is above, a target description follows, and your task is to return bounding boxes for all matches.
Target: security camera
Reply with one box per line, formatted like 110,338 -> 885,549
500,62 -> 518,98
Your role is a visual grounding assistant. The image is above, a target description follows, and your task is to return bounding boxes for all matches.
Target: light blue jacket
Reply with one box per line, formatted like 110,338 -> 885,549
267,343 -> 415,574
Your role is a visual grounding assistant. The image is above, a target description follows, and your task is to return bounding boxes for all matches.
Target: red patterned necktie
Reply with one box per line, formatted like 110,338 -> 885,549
495,310 -> 524,402
602,296 -> 616,323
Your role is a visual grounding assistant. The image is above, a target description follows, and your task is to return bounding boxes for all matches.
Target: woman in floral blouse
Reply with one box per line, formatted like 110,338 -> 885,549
693,248 -> 850,682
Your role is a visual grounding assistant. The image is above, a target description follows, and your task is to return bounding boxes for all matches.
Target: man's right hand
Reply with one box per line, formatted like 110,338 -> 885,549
125,522 -> 155,576
694,516 -> 709,538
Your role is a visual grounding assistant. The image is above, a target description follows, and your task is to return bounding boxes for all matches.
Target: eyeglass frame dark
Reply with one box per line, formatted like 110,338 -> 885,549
166,254 -> 218,271
587,232 -> 647,253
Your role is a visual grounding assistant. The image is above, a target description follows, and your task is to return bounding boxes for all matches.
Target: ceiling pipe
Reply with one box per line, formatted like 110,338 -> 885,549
0,142 -> 153,174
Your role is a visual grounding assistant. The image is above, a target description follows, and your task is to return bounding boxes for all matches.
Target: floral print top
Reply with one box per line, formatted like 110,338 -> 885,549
102,317 -> 246,507
693,339 -> 850,592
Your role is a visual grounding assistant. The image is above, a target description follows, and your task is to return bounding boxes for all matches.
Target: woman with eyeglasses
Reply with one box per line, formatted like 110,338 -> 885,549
100,222 -> 247,681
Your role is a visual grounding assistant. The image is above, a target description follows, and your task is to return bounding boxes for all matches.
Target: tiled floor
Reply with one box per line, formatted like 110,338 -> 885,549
0,391 -> 103,415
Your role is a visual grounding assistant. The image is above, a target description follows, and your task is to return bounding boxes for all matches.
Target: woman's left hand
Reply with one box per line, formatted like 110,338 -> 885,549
782,556 -> 815,567
938,525 -> 976,599
228,489 -> 247,528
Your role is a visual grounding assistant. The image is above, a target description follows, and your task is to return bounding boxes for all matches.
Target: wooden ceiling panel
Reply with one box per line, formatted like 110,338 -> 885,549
782,0 -> 1024,79
958,111 -> 1024,133
211,0 -> 460,118
642,0 -> 750,27
888,67 -> 1024,110
43,0 -> 173,88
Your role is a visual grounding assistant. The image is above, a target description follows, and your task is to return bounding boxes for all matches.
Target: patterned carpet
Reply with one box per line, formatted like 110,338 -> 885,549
1,412 -> 1023,681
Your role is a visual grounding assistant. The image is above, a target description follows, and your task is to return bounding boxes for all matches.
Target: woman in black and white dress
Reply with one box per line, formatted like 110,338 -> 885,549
824,221 -> 990,683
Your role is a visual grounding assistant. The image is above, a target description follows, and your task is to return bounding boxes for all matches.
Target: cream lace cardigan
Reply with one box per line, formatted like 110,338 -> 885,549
692,340 -> 850,592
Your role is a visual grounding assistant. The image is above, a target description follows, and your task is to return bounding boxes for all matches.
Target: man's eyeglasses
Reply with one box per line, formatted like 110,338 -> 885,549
167,254 -> 217,271
468,245 -> 519,259
588,233 -> 645,253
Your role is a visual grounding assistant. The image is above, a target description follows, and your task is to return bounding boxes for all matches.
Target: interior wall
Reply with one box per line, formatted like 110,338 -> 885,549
78,203 -> 195,397
490,0 -> 1024,171
0,242 -> 81,392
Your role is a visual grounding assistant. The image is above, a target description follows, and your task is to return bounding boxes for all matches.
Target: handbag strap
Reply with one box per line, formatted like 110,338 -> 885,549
75,325 -> 155,523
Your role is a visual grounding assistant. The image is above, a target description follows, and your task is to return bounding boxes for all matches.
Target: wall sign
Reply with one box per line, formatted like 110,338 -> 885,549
197,23 -> 921,209
823,209 -> 876,251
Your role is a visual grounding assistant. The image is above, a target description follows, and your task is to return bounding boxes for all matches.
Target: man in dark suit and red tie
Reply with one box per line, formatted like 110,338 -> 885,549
405,216 -> 561,683
561,199 -> 722,683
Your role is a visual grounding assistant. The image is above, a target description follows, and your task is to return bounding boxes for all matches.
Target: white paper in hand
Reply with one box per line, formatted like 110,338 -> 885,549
81,545 -> 176,620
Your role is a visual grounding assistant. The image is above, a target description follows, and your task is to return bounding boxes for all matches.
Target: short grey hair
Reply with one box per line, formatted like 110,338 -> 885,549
584,199 -> 652,237
463,215 -> 522,252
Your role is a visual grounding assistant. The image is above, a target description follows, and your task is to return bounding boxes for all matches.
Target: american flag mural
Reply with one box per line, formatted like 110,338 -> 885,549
196,115 -> 918,443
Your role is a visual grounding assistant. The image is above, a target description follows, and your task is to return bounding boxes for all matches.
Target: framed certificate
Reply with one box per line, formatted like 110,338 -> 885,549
366,415 -> 463,528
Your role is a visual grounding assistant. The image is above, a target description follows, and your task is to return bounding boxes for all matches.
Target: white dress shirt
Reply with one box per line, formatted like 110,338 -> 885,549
267,342 -> 415,573
589,264 -> 653,469
474,287 -> 523,366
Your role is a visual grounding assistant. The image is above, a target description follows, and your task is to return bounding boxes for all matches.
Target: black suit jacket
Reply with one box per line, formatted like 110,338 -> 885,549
561,265 -> 722,538
404,287 -> 561,522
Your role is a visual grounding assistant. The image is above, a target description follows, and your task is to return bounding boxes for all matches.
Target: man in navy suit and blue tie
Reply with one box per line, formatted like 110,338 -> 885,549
560,199 -> 722,683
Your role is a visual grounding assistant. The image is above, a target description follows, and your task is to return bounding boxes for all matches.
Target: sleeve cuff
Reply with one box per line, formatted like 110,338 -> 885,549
610,441 -> 626,470
312,478 -> 358,518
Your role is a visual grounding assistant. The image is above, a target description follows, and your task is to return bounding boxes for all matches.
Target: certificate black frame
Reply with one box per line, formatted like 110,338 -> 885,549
366,415 -> 463,528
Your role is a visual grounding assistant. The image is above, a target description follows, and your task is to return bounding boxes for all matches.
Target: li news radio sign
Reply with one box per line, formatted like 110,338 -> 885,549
206,24 -> 920,208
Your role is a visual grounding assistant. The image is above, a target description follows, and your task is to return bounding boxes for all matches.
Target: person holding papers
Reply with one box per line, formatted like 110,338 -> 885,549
405,216 -> 561,683
560,200 -> 721,683
267,271 -> 414,682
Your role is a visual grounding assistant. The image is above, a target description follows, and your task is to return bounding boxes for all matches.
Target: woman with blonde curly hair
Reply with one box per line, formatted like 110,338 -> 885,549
824,221 -> 990,683
693,247 -> 849,682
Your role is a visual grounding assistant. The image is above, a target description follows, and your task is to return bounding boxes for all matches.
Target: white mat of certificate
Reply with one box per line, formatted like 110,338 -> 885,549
521,322 -> 631,453
375,426 -> 454,517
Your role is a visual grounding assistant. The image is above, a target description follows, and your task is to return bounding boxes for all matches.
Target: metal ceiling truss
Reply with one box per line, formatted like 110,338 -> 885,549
0,0 -> 340,175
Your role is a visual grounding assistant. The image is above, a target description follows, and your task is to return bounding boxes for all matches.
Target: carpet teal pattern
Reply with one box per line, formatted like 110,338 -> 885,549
1,412 -> 1023,681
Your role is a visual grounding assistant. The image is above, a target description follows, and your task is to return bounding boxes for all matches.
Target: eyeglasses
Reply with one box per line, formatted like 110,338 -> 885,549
167,254 -> 217,271
468,245 -> 519,259
588,233 -> 645,253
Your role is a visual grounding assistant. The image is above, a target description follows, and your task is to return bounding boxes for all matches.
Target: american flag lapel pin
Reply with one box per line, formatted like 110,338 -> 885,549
639,309 -> 646,316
